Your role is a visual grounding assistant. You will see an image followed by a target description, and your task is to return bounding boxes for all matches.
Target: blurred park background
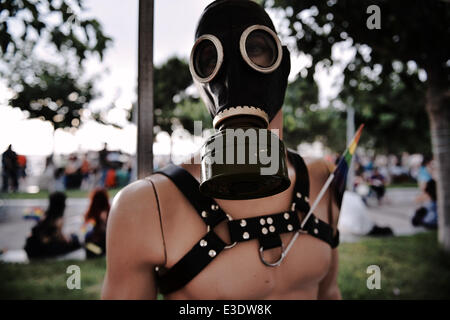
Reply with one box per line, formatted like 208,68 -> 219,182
0,0 -> 449,299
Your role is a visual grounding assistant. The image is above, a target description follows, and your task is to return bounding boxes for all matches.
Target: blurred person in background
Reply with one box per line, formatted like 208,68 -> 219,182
2,144 -> 18,193
417,155 -> 433,191
104,167 -> 116,189
98,143 -> 110,187
369,167 -> 386,205
80,154 -> 93,190
64,154 -> 82,189
40,155 -> 56,192
83,188 -> 110,258
24,192 -> 80,259
16,154 -> 27,188
115,163 -> 131,188
413,179 -> 438,229
53,167 -> 66,192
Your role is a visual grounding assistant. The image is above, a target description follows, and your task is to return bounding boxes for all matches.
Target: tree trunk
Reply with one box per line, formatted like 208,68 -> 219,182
425,63 -> 450,252
137,0 -> 154,179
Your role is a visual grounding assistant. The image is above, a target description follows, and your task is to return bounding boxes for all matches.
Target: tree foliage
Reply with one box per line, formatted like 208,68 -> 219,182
128,56 -> 210,135
8,60 -> 95,130
1,0 -> 112,129
283,73 -> 346,151
0,0 -> 111,63
266,0 -> 449,154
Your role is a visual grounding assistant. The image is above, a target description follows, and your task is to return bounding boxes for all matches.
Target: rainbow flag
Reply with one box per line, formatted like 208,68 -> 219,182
23,207 -> 44,221
81,219 -> 96,237
332,124 -> 364,208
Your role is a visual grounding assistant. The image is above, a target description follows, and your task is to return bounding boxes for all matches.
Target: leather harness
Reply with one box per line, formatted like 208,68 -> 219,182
148,150 -> 339,295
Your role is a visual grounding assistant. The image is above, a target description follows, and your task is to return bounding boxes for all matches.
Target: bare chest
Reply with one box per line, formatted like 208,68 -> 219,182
158,184 -> 333,299
151,157 -> 337,299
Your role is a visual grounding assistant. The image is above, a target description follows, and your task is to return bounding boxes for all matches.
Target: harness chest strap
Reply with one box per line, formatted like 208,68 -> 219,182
149,150 -> 339,295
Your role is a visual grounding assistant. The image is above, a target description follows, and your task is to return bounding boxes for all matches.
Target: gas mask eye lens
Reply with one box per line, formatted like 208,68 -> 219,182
190,34 -> 224,83
195,40 -> 217,78
245,30 -> 277,68
240,25 -> 283,73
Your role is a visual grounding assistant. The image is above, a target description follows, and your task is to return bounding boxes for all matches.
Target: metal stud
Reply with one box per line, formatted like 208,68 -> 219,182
200,239 -> 207,247
269,225 -> 275,233
240,219 -> 247,227
209,249 -> 216,257
211,204 -> 219,211
267,217 -> 273,224
261,227 -> 268,235
284,212 -> 290,220
201,211 -> 208,218
287,224 -> 293,231
305,196 -> 309,202
155,266 -> 159,272
315,218 -> 319,224
243,232 -> 249,239
291,202 -> 296,211
314,228 -> 318,234
260,218 -> 266,225
296,192 -> 302,198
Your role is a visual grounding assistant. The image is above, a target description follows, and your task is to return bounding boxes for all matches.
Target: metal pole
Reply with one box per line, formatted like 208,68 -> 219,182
137,0 -> 154,179
346,105 -> 355,190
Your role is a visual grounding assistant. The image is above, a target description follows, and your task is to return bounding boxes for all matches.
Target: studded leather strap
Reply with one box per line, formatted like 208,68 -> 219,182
228,210 -> 301,245
156,164 -> 227,228
151,150 -> 339,295
155,230 -> 227,294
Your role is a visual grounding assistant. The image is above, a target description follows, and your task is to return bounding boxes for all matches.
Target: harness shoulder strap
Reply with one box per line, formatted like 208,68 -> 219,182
156,230 -> 226,295
287,149 -> 311,213
153,164 -> 228,295
287,150 -> 339,248
155,164 -> 227,227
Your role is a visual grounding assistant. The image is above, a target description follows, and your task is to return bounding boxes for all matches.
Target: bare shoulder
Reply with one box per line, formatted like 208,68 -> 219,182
303,157 -> 340,228
106,177 -> 167,266
102,177 -> 167,299
304,157 -> 335,184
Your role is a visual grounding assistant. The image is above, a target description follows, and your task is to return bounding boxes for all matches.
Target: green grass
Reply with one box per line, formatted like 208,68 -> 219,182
338,231 -> 450,299
0,231 -> 449,299
1,188 -> 121,200
0,257 -> 106,300
387,182 -> 418,189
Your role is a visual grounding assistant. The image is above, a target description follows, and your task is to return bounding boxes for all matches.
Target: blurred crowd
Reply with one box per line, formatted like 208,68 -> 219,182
1,144 -> 133,193
1,146 -> 439,261
348,153 -> 438,229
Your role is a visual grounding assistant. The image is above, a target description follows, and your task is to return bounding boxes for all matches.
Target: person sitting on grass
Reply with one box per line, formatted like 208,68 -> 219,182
24,192 -> 80,259
83,188 -> 110,258
412,179 -> 438,229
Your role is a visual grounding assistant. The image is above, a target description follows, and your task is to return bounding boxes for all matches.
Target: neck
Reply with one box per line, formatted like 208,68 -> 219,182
267,109 -> 283,140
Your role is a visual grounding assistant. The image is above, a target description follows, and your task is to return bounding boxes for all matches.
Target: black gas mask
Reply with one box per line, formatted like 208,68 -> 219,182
190,0 -> 291,200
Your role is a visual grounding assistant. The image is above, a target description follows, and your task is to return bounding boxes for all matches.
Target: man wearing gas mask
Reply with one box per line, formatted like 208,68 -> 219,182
102,0 -> 341,300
